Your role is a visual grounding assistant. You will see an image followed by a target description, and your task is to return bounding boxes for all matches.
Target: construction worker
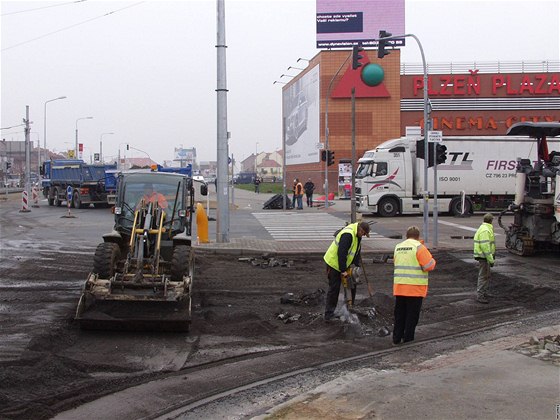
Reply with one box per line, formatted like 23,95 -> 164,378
473,213 -> 496,304
392,226 -> 436,344
140,183 -> 168,209
295,178 -> 304,210
323,221 -> 370,321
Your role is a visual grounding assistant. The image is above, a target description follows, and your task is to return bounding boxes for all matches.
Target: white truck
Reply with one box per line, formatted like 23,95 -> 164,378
356,135 -> 560,217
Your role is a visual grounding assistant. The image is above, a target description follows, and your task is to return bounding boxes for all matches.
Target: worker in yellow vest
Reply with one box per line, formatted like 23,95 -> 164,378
323,221 -> 371,321
392,226 -> 436,344
473,213 -> 496,304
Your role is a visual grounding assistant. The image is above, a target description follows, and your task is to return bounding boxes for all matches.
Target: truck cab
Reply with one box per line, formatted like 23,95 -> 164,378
356,138 -> 414,216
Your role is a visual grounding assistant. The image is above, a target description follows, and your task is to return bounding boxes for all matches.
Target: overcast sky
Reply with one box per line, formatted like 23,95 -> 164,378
1,0 -> 559,167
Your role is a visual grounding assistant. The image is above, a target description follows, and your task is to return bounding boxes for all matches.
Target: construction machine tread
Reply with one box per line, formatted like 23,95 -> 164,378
171,245 -> 193,281
93,243 -> 121,278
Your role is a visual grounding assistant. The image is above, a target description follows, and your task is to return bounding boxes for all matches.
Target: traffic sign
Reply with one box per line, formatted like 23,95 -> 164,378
66,186 -> 73,201
316,142 -> 325,150
428,130 -> 443,143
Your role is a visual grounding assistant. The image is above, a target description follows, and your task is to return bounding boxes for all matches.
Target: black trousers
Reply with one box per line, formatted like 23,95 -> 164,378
325,265 -> 356,318
393,296 -> 423,344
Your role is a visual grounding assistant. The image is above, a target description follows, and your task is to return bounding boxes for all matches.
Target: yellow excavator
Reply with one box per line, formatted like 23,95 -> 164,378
75,169 -> 207,331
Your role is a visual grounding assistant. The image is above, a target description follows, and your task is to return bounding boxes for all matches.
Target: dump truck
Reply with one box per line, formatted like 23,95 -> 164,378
498,122 -> 560,255
42,159 -> 117,208
356,135 -> 560,216
75,168 -> 207,331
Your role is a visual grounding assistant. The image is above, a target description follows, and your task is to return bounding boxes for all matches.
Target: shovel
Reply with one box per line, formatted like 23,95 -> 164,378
360,263 -> 377,319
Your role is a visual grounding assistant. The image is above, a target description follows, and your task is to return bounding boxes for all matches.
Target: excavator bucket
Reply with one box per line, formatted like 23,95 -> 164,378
75,273 -> 192,331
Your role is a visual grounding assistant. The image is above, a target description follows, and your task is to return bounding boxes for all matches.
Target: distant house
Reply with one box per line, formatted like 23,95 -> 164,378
240,149 -> 283,179
123,157 -> 158,169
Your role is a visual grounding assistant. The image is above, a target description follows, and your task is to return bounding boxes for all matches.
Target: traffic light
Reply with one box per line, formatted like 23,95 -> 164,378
352,45 -> 364,70
321,150 -> 327,162
378,30 -> 392,59
436,144 -> 447,165
327,150 -> 335,166
6,162 -> 11,170
126,144 -> 129,150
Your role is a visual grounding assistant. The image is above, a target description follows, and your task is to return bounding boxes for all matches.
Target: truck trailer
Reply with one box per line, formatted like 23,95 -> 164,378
355,135 -> 560,217
42,159 -> 117,208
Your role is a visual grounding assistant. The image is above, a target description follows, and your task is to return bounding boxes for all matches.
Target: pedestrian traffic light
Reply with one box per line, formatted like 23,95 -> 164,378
378,30 -> 392,59
321,150 -> 327,162
436,144 -> 447,165
327,150 -> 335,166
352,46 -> 364,70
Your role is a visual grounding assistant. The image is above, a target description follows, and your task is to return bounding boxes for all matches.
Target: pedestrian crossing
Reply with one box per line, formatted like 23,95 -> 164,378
252,212 -> 383,241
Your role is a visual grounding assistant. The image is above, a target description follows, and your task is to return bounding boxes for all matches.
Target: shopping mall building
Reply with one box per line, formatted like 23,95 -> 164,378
282,49 -> 560,195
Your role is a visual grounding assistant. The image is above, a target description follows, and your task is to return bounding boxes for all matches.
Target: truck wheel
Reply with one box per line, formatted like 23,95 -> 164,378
93,243 -> 121,278
53,188 -> 62,207
170,245 -> 193,281
378,197 -> 399,217
450,197 -> 471,216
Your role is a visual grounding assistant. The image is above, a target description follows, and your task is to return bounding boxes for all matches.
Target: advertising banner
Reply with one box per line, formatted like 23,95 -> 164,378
316,0 -> 405,49
283,65 -> 320,166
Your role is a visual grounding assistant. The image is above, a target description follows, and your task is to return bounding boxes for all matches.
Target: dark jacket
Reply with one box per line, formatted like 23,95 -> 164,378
304,181 -> 315,194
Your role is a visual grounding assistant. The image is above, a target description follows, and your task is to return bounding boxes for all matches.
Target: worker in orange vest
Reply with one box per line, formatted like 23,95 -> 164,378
392,226 -> 436,344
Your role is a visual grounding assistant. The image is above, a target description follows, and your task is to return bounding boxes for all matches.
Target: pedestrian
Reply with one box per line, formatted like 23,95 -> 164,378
473,213 -> 496,304
254,176 -> 261,194
291,179 -> 297,209
304,178 -> 315,207
392,226 -> 436,344
323,221 -> 370,321
295,178 -> 304,210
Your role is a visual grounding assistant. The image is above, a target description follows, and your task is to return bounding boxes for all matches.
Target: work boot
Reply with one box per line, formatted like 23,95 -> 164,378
477,296 -> 489,304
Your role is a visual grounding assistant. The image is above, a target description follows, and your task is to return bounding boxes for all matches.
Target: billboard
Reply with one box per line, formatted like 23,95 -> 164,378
283,65 -> 320,165
316,0 -> 405,49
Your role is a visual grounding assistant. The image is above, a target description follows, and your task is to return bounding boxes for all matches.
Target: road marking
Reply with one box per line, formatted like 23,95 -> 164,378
253,212 -> 384,241
438,219 -> 502,236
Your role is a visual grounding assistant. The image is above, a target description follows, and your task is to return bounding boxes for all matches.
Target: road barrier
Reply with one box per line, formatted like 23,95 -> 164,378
19,190 -> 31,213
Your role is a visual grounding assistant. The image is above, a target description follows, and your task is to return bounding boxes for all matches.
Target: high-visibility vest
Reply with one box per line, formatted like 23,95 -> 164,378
393,238 -> 434,297
323,223 -> 359,272
473,223 -> 495,264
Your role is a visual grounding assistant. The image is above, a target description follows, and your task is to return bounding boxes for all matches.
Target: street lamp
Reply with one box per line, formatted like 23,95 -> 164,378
254,142 -> 259,174
43,96 -> 66,172
99,132 -> 114,163
75,116 -> 93,159
273,81 -> 287,85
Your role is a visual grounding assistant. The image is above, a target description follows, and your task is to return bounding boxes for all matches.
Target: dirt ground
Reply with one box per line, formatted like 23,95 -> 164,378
1,248 -> 559,419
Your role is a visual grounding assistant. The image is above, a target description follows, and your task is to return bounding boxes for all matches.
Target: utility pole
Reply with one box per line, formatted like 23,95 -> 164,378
216,0 -> 229,242
24,106 -> 31,198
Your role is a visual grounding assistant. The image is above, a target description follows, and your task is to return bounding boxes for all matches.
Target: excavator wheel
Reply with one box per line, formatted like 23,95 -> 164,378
93,243 -> 121,278
170,245 -> 193,281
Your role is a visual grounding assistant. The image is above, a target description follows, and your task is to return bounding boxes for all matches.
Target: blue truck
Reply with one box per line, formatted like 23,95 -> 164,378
42,159 -> 117,208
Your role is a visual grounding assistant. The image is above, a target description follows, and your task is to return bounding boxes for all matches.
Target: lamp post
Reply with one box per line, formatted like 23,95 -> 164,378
99,132 -> 114,163
254,142 -> 259,174
43,96 -> 66,172
75,116 -> 93,159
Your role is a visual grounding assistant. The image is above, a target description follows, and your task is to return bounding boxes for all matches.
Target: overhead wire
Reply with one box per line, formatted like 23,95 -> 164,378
1,1 -> 145,52
1,0 -> 87,17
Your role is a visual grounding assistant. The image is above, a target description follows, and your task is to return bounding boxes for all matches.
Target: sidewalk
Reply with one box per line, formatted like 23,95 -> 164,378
257,324 -> 560,420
